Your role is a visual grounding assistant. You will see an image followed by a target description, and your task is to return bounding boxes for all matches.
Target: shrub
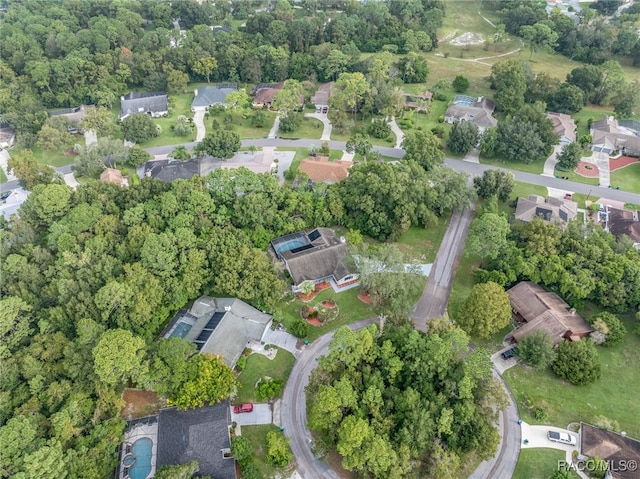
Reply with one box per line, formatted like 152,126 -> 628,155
279,113 -> 302,133
290,319 -> 310,338
368,118 -> 392,139
266,431 -> 293,467
589,312 -> 626,346
431,125 -> 445,138
236,354 -> 247,371
452,75 -> 470,93
255,377 -> 285,401
533,406 -> 548,422
517,330 -> 556,369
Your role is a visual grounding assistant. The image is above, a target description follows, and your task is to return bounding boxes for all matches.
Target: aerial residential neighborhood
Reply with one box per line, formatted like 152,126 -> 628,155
0,1 -> 639,479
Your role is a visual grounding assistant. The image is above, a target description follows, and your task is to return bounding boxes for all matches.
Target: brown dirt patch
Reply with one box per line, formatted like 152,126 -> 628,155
321,300 -> 336,309
609,156 -> 639,172
306,317 -> 323,327
316,281 -> 332,291
299,290 -> 318,302
358,291 -> 373,304
121,389 -> 163,420
575,161 -> 600,178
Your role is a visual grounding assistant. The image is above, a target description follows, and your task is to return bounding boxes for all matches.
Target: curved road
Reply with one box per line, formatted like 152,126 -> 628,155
281,318 -> 376,479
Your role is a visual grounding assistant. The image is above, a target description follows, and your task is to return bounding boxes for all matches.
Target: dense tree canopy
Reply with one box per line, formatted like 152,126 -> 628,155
551,339 -> 602,385
308,324 -> 506,478
458,282 -> 512,339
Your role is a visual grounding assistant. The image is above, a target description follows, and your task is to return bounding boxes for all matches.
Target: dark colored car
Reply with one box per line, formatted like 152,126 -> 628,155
501,348 -> 517,360
234,403 -> 253,414
0,191 -> 10,201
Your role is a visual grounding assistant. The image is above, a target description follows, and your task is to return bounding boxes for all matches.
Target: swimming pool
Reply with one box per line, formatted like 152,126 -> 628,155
169,322 -> 192,338
454,100 -> 473,106
275,239 -> 307,255
127,437 -> 153,479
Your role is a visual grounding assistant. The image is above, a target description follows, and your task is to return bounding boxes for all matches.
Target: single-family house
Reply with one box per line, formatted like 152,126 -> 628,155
508,281 -> 593,345
99,168 -> 128,186
252,82 -> 304,110
606,207 -> 640,246
119,92 -> 168,120
514,194 -> 578,225
48,105 -> 94,132
403,90 -> 432,111
117,402 -> 235,479
271,228 -> 358,292
0,126 -> 16,149
444,95 -> 497,131
144,159 -> 201,182
547,112 -> 577,146
162,296 -> 272,368
298,155 -> 352,184
590,116 -> 640,157
311,83 -> 333,111
580,423 -> 640,479
191,83 -> 238,111
211,25 -> 232,35
220,147 -> 276,175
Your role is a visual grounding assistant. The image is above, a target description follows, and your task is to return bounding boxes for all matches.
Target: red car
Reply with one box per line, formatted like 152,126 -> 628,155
234,403 -> 253,414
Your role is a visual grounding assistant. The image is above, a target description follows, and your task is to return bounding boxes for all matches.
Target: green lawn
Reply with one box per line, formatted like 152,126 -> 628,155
209,110 -> 276,140
480,154 -> 545,175
572,106 -> 615,139
610,163 -> 640,193
330,115 -> 396,147
277,287 -> 374,342
505,314 -> 640,438
554,167 -> 600,186
239,424 -> 284,478
235,347 -> 296,404
395,217 -> 450,264
278,116 -> 323,140
513,449 -> 579,479
29,145 -> 77,167
132,92 -> 197,148
0,168 -> 7,183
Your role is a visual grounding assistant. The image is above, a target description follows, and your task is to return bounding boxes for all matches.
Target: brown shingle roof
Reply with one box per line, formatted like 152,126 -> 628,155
100,168 -> 125,185
581,423 -> 640,479
509,282 -> 593,345
311,83 -> 333,107
298,156 -> 352,184
547,112 -> 577,143
607,207 -> 640,243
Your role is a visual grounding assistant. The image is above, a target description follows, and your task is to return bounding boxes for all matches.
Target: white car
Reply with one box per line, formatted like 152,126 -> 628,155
547,431 -> 576,446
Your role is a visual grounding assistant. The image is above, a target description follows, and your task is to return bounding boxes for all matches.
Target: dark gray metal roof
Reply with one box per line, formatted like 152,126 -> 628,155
144,159 -> 200,182
157,403 -> 235,479
192,85 -> 237,108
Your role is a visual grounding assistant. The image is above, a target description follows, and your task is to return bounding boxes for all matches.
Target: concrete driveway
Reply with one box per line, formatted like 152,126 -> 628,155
193,110 -> 206,141
491,347 -> 519,375
231,403 -> 272,426
261,327 -> 300,357
304,112 -> 332,141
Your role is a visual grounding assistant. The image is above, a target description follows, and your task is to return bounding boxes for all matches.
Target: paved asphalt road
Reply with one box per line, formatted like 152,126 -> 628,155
2,140 -> 639,205
281,318 -> 376,479
412,205 -> 476,330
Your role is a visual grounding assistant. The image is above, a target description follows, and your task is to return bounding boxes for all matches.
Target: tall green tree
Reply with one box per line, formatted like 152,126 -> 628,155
466,213 -> 510,261
458,282 -> 512,339
473,169 -> 514,202
556,142 -> 583,171
192,57 -> 218,83
490,59 -> 527,114
402,129 -> 444,171
195,130 -> 240,158
92,329 -> 148,387
8,150 -> 60,190
172,354 -> 237,410
121,113 -> 158,144
551,339 -> 602,385
520,22 -> 558,60
447,121 -> 479,155
516,331 -> 556,369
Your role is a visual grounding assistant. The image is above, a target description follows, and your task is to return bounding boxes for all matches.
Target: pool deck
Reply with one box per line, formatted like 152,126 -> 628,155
119,422 -> 158,479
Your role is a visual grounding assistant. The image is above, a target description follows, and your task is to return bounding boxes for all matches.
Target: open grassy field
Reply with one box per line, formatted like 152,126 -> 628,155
610,162 -> 640,193
29,145 -> 79,167
278,116 -> 323,140
240,424 -> 286,478
0,168 -> 8,183
395,218 -> 450,264
505,313 -> 640,438
513,449 -> 579,479
208,109 -> 276,140
330,114 -> 396,147
235,347 -> 296,404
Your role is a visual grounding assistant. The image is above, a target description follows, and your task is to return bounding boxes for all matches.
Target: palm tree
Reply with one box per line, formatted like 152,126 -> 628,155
169,145 -> 191,161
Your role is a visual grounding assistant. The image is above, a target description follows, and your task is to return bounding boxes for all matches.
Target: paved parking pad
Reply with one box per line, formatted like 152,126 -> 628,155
231,404 -> 272,426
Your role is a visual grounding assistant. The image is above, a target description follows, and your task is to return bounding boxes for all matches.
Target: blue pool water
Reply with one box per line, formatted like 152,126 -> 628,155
170,322 -> 192,338
128,437 -> 152,479
455,100 -> 473,106
276,239 -> 306,254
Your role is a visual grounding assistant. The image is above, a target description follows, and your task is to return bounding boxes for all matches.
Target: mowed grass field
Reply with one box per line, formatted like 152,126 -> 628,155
235,347 -> 296,404
610,162 -> 640,193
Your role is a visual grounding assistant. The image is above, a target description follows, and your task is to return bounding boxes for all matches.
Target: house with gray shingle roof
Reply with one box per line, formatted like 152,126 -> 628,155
119,92 -> 168,120
444,96 -> 497,131
547,112 -> 577,146
156,403 -> 235,479
514,194 -> 577,225
271,228 -> 358,292
590,116 -> 640,156
163,296 -> 272,368
191,83 -> 238,111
